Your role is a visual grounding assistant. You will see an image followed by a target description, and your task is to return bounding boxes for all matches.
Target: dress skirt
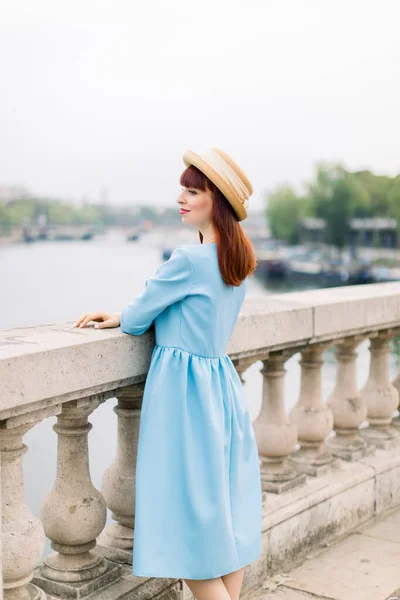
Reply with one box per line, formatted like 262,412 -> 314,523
131,344 -> 263,580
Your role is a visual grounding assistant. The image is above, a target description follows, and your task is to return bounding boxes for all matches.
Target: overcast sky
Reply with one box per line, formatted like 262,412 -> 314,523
1,0 -> 400,210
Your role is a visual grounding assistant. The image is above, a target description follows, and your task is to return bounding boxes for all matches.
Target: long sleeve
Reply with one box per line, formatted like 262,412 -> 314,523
120,247 -> 194,336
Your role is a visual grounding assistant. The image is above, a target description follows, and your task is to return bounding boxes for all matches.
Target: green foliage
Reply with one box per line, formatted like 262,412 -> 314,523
0,196 -> 125,227
4,198 -> 37,225
388,178 -> 400,237
47,202 -> 74,224
353,170 -> 393,215
0,194 -> 182,230
265,162 -> 400,251
265,186 -> 311,244
308,163 -> 370,249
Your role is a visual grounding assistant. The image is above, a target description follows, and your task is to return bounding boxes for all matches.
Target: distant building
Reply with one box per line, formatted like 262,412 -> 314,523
349,217 -> 397,249
298,217 -> 326,246
299,216 -> 398,250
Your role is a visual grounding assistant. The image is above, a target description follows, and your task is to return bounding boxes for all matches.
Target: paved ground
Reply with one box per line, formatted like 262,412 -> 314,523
244,506 -> 400,600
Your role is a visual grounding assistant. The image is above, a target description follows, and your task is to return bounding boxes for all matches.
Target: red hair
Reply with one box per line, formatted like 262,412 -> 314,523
180,165 -> 257,287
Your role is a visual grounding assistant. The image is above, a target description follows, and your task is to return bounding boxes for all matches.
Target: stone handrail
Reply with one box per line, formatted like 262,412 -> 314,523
1,280 -> 400,599
2,281 -> 400,419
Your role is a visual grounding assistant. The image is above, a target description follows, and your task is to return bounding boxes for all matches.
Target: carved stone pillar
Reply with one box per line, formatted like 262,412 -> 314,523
1,407 -> 56,600
326,336 -> 372,461
97,384 -> 144,564
391,366 -> 400,429
232,355 -> 259,385
36,398 -> 121,597
359,330 -> 400,448
254,350 -> 306,493
288,343 -> 337,476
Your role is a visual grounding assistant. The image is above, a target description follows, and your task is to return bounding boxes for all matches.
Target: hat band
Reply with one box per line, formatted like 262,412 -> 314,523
200,149 -> 249,207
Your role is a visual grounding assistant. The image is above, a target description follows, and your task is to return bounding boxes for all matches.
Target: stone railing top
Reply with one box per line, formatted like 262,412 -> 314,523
1,281 -> 400,421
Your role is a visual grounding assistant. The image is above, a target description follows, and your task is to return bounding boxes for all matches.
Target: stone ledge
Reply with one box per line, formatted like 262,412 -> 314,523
269,281 -> 400,338
2,282 -> 400,419
242,446 -> 400,593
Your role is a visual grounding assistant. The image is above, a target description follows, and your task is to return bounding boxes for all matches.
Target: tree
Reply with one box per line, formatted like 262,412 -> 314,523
353,170 -> 393,216
308,163 -> 370,255
47,202 -> 75,224
388,176 -> 400,248
265,186 -> 310,244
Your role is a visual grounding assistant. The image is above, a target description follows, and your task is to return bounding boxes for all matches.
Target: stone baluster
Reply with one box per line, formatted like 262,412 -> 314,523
1,406 -> 57,600
391,332 -> 400,428
392,371 -> 400,429
97,383 -> 144,564
254,350 -> 307,493
288,343 -> 337,476
359,329 -> 400,448
36,398 -> 121,598
326,336 -> 372,460
232,355 -> 259,385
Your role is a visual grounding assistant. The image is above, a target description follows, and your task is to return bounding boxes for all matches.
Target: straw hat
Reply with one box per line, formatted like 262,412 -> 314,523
182,147 -> 253,221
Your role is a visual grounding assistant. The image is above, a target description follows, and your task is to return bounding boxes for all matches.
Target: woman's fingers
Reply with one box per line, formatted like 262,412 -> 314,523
73,313 -> 89,327
73,311 -> 103,328
77,314 -> 94,328
73,311 -> 119,329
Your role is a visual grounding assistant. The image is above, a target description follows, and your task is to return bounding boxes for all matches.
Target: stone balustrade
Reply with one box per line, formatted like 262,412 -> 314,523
1,281 -> 400,600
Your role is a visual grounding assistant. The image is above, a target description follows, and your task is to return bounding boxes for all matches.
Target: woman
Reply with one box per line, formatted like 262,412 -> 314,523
73,147 -> 263,600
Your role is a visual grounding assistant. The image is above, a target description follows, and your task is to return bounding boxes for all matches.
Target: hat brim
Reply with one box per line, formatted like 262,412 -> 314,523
183,150 -> 247,221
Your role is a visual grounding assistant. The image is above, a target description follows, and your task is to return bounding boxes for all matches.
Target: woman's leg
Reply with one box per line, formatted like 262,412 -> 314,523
182,577 -> 232,600
221,567 -> 245,600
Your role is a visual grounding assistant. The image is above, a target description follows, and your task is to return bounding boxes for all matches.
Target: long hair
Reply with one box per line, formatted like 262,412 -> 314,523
180,165 -> 257,287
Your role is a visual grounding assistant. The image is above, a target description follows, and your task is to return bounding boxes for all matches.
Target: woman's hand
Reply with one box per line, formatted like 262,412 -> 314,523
73,311 -> 121,329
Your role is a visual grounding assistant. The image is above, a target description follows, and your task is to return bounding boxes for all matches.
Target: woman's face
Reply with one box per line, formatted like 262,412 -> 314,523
177,186 -> 214,227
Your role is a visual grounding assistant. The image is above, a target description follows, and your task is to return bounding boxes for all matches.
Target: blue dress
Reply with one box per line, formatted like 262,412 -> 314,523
120,242 -> 262,580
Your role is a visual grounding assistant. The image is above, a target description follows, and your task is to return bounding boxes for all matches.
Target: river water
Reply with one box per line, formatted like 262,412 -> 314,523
1,228 -> 399,557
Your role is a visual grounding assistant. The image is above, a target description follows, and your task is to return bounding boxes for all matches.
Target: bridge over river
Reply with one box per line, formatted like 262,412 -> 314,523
1,281 -> 400,600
